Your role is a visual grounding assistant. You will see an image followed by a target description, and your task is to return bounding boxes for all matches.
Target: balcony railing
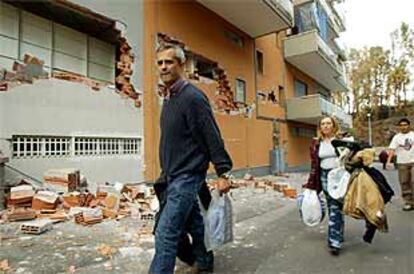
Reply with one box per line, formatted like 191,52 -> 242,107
286,94 -> 352,127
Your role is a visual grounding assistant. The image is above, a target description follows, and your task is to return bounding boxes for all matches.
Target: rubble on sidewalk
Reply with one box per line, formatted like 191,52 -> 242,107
208,175 -> 298,199
20,219 -> 53,235
44,169 -> 81,192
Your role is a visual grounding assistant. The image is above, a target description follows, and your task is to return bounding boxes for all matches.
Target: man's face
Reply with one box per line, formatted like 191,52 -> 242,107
398,122 -> 410,134
156,49 -> 184,87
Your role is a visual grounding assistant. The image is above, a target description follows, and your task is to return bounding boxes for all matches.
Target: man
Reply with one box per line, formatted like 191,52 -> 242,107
149,44 -> 233,274
386,118 -> 414,211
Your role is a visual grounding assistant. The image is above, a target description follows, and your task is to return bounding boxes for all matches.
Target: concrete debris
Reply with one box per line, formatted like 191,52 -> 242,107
20,219 -> 53,235
9,185 -> 35,207
96,243 -> 117,259
0,259 -> 11,272
44,169 -> 80,193
32,191 -> 59,211
5,208 -> 37,221
208,175 -> 297,199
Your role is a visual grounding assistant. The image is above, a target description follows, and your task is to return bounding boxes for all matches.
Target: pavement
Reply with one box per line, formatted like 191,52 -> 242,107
1,165 -> 413,274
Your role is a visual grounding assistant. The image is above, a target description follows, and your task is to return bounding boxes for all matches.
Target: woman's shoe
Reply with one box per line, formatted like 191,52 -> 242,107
402,204 -> 414,211
329,246 -> 340,256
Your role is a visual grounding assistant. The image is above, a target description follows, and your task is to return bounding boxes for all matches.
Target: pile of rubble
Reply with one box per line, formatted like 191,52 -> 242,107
1,168 -> 157,235
0,169 -> 298,237
215,173 -> 298,199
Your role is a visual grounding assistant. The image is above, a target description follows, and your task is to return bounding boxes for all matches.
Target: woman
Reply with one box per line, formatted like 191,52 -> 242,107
303,116 -> 344,256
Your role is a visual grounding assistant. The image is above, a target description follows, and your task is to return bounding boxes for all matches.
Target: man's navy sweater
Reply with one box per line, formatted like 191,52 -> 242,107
159,82 -> 232,178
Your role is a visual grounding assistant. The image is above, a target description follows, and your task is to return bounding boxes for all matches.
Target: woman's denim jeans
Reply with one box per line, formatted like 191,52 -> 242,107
321,169 -> 344,249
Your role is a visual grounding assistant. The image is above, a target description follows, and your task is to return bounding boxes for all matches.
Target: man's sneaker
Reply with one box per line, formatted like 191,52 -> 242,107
402,204 -> 414,211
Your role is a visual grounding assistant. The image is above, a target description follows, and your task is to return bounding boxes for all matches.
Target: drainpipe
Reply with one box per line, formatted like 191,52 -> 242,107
253,33 -> 287,174
0,155 -> 9,210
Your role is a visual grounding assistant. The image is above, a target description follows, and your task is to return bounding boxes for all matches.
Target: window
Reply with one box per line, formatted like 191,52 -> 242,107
291,127 -> 315,138
194,56 -> 217,80
0,2 -> 115,81
74,137 -> 140,156
224,29 -> 244,48
294,79 -> 307,97
256,50 -> 264,74
235,79 -> 246,103
12,136 -> 70,158
0,2 -> 19,68
11,135 -> 141,159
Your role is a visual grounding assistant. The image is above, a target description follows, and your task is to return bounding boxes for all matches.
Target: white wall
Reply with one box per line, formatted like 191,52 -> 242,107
0,79 -> 143,187
0,0 -> 145,187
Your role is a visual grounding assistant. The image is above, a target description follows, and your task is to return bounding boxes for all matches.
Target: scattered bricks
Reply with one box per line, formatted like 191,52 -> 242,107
32,191 -> 59,211
9,185 -> 34,205
6,208 -> 37,221
102,193 -> 119,210
44,168 -> 80,192
20,218 -> 53,234
102,208 -> 118,219
243,173 -> 255,181
0,82 -> 7,91
37,210 -> 67,222
140,211 -> 155,221
274,183 -> 289,192
88,198 -> 100,208
134,99 -> 142,108
74,207 -> 103,226
12,61 -> 24,72
283,188 -> 297,199
62,192 -> 81,209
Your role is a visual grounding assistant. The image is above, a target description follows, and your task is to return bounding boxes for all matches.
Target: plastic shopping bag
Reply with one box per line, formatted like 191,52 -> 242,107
202,189 -> 233,251
297,188 -> 325,227
327,167 -> 351,200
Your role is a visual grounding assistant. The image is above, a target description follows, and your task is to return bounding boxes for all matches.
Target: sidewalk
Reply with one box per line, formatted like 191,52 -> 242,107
0,172 -> 308,274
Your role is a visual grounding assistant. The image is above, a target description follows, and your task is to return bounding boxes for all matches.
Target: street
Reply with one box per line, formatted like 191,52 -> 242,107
214,164 -> 414,274
1,164 -> 413,274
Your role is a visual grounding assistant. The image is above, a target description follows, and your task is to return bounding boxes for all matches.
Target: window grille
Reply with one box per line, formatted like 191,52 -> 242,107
11,136 -> 141,159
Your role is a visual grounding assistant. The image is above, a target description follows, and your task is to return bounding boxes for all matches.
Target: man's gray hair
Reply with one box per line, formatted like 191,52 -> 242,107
156,44 -> 186,64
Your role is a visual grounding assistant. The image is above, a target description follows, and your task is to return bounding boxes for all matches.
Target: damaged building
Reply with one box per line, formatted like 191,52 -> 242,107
1,0 -> 351,187
0,0 -> 144,187
143,0 -> 351,180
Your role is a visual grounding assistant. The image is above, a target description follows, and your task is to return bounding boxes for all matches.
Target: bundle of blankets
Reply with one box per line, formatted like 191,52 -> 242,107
342,148 -> 394,243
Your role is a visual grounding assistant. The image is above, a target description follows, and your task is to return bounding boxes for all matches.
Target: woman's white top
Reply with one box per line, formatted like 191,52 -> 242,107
319,139 -> 338,170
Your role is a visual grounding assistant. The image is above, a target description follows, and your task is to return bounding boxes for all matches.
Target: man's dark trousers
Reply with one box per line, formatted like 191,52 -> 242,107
149,173 -> 213,274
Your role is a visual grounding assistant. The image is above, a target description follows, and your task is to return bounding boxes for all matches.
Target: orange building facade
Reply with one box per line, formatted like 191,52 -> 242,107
143,0 -> 351,181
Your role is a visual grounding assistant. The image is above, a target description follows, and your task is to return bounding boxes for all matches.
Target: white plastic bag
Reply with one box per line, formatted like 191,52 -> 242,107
202,189 -> 233,251
327,167 -> 350,200
298,188 -> 325,227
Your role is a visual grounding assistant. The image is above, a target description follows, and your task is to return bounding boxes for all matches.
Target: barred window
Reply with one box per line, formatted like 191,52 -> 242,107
11,135 -> 141,159
11,136 -> 70,158
75,137 -> 140,156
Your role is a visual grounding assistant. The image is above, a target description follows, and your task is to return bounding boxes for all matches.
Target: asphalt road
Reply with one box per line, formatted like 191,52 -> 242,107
214,164 -> 414,274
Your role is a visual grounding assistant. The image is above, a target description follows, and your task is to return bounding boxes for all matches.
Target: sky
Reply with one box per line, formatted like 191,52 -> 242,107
340,0 -> 414,50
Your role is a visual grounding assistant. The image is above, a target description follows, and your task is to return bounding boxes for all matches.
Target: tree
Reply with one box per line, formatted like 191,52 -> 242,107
346,22 -> 414,118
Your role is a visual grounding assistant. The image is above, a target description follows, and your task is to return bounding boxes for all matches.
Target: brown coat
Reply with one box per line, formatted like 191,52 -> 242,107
343,169 -> 388,231
303,138 -> 322,193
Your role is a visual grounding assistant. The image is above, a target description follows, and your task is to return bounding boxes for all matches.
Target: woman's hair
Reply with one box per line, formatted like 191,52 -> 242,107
316,115 -> 340,139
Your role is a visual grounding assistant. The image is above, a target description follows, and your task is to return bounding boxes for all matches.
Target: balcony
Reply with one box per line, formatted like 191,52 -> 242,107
286,94 -> 352,127
293,0 -> 345,36
196,0 -> 294,37
284,30 -> 348,91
